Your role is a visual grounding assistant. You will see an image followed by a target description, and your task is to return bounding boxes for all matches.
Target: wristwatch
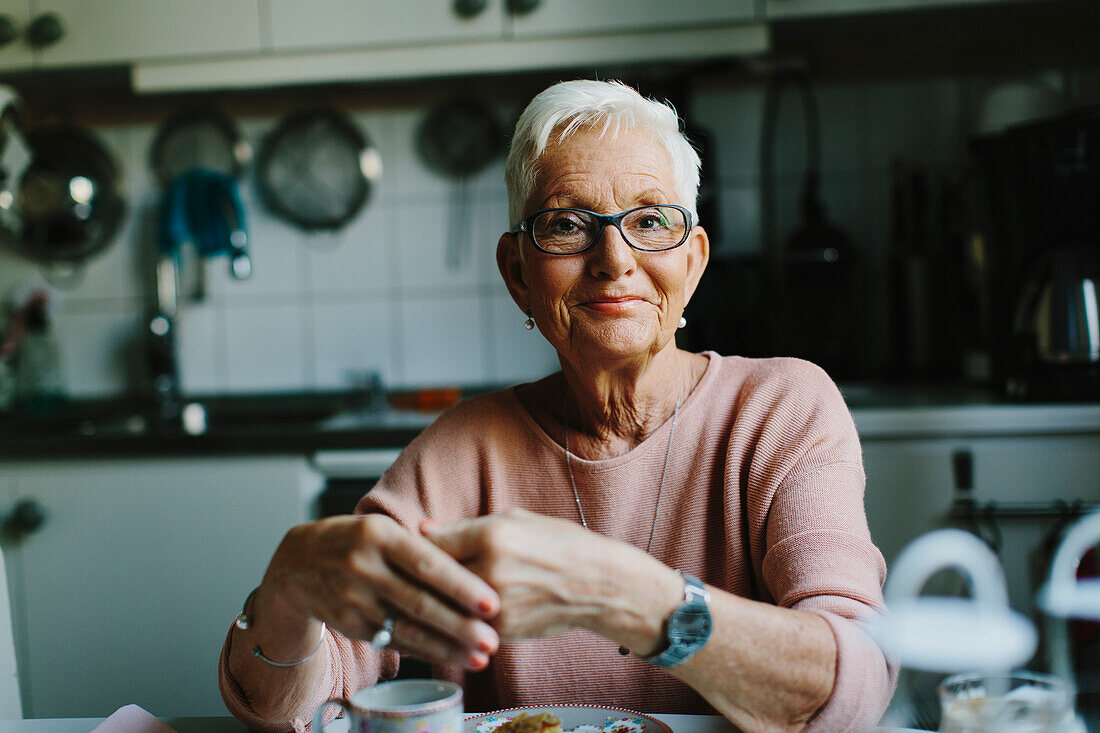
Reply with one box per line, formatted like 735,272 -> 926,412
644,572 -> 712,668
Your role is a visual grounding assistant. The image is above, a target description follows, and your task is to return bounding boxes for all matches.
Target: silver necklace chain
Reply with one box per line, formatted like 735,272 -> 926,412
563,388 -> 683,556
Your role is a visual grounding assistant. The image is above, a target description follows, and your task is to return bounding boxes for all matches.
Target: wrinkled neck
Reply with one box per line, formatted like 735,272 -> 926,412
556,348 -> 704,459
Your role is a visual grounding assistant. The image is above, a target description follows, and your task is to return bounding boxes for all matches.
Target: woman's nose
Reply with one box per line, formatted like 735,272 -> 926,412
586,223 -> 636,280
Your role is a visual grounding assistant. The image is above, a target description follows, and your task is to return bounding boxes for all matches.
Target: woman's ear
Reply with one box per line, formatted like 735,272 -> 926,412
683,225 -> 710,304
497,231 -> 529,309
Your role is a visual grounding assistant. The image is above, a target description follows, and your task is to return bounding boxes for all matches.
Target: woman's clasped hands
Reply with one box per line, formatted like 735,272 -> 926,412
261,508 -> 678,672
260,512 -> 498,672
422,509 -> 681,655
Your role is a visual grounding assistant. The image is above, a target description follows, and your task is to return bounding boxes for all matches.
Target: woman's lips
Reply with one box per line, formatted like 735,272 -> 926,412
580,297 -> 646,314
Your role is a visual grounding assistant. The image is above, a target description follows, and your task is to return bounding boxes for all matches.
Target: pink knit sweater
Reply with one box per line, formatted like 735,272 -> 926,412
220,353 -> 896,732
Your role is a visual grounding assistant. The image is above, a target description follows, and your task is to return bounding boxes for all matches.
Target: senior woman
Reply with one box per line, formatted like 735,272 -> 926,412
219,79 -> 895,733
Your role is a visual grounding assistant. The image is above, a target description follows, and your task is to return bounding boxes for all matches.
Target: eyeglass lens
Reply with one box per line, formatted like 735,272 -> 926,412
530,206 -> 688,253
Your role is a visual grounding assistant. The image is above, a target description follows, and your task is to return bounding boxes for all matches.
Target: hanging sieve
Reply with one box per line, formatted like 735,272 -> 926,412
256,108 -> 381,232
150,108 -> 252,186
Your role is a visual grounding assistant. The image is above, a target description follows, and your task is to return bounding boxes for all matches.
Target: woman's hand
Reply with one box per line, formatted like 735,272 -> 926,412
422,508 -> 682,652
258,514 -> 502,670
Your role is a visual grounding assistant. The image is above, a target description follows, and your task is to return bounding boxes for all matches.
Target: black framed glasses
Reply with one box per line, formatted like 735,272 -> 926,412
512,204 -> 693,255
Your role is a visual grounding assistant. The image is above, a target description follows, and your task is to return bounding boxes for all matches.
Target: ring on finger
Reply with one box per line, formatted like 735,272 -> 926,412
370,611 -> 397,650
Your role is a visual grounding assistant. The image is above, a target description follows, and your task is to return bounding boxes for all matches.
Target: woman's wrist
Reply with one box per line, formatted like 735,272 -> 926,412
580,550 -> 683,655
236,581 -> 324,665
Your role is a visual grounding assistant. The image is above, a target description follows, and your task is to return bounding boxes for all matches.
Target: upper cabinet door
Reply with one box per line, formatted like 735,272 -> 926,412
28,0 -> 263,68
0,2 -> 32,72
766,0 -> 1047,19
507,0 -> 757,38
266,0 -> 508,53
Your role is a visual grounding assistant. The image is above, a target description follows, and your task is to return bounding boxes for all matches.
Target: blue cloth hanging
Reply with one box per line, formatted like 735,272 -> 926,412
158,168 -> 248,270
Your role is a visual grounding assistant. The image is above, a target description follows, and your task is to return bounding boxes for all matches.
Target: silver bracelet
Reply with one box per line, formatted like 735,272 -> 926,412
235,585 -> 327,668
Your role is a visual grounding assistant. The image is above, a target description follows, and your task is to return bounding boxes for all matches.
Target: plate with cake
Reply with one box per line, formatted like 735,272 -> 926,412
465,705 -> 673,733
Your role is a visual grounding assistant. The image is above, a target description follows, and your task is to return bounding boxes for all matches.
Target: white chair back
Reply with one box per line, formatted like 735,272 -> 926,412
1040,510 -> 1100,699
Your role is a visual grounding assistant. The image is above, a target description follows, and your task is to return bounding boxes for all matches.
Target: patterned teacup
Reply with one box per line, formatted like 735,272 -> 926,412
314,679 -> 463,733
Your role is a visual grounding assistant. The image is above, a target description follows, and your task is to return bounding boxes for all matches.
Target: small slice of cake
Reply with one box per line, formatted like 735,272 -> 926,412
492,712 -> 563,733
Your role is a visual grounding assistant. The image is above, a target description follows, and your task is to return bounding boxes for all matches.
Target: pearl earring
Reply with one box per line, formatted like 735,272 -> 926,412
524,308 -> 535,330
678,316 -> 687,329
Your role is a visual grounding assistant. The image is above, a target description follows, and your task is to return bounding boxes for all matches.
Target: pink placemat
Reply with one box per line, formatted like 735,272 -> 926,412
91,705 -> 177,733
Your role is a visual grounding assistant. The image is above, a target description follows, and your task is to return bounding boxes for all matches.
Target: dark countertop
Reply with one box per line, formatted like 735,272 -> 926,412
1,383 -> 1098,459
0,414 -> 432,459
0,390 -> 438,459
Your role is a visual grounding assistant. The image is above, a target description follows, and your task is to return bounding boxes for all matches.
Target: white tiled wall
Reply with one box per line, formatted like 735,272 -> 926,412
0,98 -> 561,397
0,71 -> 1090,397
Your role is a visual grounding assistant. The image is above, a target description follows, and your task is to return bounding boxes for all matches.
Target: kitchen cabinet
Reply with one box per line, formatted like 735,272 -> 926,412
265,0 -> 507,53
3,0 -> 768,85
0,456 -> 322,718
861,433 -> 1100,614
133,2 -> 768,93
765,0 -> 1049,19
1,0 -> 262,71
266,0 -> 759,53
505,0 -> 757,38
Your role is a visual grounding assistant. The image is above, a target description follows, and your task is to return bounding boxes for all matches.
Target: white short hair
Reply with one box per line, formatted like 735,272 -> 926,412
504,79 -> 701,227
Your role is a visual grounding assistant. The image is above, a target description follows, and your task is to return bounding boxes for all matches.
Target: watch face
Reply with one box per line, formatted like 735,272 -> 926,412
645,574 -> 712,667
670,607 -> 712,644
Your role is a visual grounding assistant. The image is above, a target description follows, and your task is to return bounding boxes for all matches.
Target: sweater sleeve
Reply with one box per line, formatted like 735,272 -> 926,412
218,624 -> 399,732
216,398 -> 500,731
212,397 -> 489,730
761,463 -> 897,732
744,360 -> 898,731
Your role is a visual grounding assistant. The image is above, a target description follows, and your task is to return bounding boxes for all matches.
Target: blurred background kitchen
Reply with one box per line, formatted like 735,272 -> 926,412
0,0 -> 1097,727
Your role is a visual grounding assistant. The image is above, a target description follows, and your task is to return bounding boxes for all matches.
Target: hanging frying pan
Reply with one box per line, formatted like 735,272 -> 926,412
256,108 -> 381,231
0,85 -> 32,250
417,99 -> 505,179
12,124 -> 125,265
416,99 -> 505,268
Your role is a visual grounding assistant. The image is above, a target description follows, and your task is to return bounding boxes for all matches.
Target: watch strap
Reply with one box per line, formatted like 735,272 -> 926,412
644,572 -> 712,668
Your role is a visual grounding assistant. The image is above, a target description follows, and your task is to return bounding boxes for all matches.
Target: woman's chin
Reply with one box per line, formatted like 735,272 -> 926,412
569,320 -> 668,362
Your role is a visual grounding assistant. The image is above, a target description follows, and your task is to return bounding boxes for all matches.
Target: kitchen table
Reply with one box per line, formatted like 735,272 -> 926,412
0,716 -> 930,733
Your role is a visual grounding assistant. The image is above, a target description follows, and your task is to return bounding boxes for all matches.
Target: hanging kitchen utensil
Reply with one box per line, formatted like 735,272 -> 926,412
11,124 -> 125,275
148,168 -> 249,422
159,168 -> 250,281
256,108 -> 381,231
150,108 -> 252,186
150,108 -> 253,301
760,68 -> 861,377
0,85 -> 32,251
416,99 -> 505,269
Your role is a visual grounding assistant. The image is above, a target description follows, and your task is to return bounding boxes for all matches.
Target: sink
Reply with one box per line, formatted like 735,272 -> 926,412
198,400 -> 354,427
163,390 -> 379,435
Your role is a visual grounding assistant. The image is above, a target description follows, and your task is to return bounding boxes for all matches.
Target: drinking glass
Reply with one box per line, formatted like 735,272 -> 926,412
938,671 -> 1086,733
